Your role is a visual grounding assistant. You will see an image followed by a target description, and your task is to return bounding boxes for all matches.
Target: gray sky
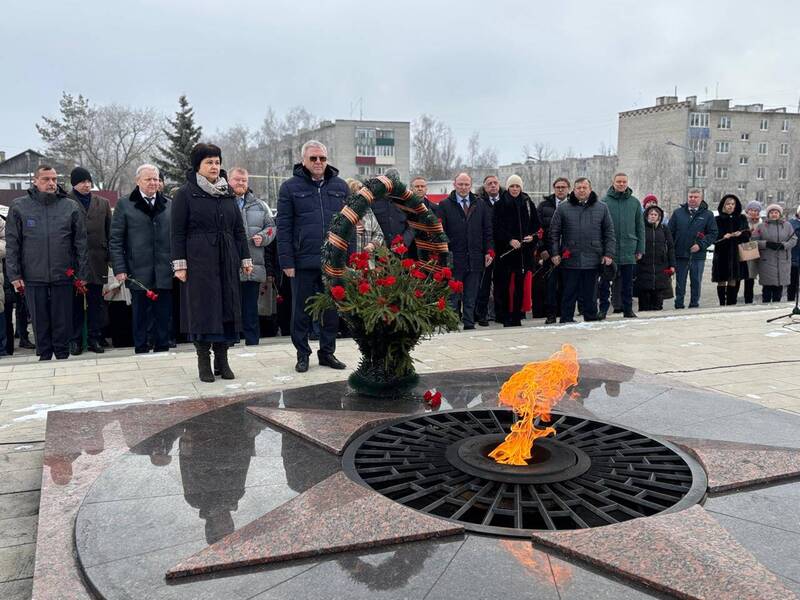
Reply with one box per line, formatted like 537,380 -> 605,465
3,0 -> 799,165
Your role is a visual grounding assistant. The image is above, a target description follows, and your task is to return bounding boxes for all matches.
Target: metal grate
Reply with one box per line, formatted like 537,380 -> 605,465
342,409 -> 707,537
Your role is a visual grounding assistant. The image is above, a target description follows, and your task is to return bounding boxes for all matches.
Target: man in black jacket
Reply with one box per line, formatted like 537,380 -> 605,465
109,164 -> 173,354
538,177 -> 571,323
6,166 -> 88,360
437,172 -> 494,329
476,174 -> 503,326
276,140 -> 348,373
549,177 -> 615,323
68,167 -> 111,355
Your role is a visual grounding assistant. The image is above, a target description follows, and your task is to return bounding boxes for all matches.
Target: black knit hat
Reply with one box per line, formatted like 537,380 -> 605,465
70,166 -> 92,187
190,143 -> 222,172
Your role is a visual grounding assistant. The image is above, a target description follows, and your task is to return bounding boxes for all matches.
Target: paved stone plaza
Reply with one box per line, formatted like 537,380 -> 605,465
1,301 -> 799,599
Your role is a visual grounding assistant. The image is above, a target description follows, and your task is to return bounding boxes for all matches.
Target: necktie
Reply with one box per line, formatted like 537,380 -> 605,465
690,209 -> 696,217
146,197 -> 155,208
461,198 -> 469,213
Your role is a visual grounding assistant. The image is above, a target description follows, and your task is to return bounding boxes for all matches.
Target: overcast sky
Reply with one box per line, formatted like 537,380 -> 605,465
3,0 -> 799,165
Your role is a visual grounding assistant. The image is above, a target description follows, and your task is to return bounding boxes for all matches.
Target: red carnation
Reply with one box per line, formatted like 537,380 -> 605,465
389,304 -> 400,313
401,258 -> 415,269
430,391 -> 442,408
331,285 -> 346,301
696,232 -> 706,240
392,244 -> 408,255
146,290 -> 159,301
433,271 -> 444,282
414,289 -> 424,298
487,249 -> 496,259
441,267 -> 452,280
662,267 -> 675,275
536,228 -> 544,240
65,267 -> 75,277
430,253 -> 440,262
448,280 -> 464,293
391,234 -> 404,246
358,281 -> 371,295
437,297 -> 446,311
411,269 -> 426,280
377,255 -> 388,264
561,248 -> 572,259
276,294 -> 284,304
423,389 -> 433,401
266,228 -> 273,237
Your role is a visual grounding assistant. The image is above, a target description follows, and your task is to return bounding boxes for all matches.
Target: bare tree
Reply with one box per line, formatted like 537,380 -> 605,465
412,114 -> 460,180
37,92 -> 163,192
636,141 -> 684,213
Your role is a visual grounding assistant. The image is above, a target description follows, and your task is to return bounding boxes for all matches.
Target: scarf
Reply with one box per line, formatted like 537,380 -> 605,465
196,172 -> 229,197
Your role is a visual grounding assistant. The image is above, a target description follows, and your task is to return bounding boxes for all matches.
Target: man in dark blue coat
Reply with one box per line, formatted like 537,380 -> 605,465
437,172 -> 494,329
476,174 -> 503,326
668,189 -> 718,309
277,140 -> 348,373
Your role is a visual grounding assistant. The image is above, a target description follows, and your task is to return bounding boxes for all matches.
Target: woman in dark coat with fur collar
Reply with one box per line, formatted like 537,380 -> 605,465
711,194 -> 750,305
492,174 -> 542,326
171,144 -> 252,383
635,205 -> 675,311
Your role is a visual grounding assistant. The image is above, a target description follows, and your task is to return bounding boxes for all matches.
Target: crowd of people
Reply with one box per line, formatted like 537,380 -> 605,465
1,139 -> 798,383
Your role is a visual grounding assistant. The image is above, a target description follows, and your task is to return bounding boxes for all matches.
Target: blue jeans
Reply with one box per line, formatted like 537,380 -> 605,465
450,268 -> 482,327
598,264 -> 636,313
675,258 -> 706,308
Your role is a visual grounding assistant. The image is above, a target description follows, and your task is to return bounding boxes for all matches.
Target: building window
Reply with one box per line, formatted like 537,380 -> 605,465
756,167 -> 766,180
777,191 -> 786,203
780,143 -> 789,156
760,118 -> 769,131
689,112 -> 709,127
714,166 -> 728,179
740,132 -> 750,141
375,129 -> 395,142
358,165 -> 374,176
778,167 -> 787,180
690,138 -> 708,152
718,116 -> 731,129
737,182 -> 747,191
689,163 -> 707,178
715,141 -> 730,153
375,145 -> 395,157
757,142 -> 768,155
782,119 -> 789,132
755,190 -> 766,202
739,156 -> 749,165
355,128 -> 376,157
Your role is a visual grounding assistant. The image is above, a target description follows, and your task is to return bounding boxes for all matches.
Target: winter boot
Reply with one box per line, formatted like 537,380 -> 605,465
195,342 -> 214,383
726,286 -> 739,306
717,287 -> 727,306
212,343 -> 235,380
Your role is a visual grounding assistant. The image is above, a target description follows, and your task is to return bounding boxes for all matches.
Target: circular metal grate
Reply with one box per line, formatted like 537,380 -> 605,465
342,409 -> 707,537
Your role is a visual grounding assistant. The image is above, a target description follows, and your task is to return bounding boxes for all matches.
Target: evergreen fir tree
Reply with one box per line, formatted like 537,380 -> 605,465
154,95 -> 202,190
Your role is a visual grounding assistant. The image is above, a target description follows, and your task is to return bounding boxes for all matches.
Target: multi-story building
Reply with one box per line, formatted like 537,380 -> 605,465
498,155 -> 618,198
281,119 -> 411,183
618,96 -> 800,213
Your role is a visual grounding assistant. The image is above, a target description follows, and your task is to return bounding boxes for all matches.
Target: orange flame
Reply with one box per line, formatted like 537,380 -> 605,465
489,344 -> 579,465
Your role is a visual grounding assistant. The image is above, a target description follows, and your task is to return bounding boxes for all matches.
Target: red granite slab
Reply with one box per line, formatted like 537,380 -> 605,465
166,471 -> 463,579
667,436 -> 800,493
246,407 -> 405,455
531,505 -> 797,600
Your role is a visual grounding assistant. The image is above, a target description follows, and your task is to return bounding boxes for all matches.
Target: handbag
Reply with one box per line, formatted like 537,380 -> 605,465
737,240 -> 760,262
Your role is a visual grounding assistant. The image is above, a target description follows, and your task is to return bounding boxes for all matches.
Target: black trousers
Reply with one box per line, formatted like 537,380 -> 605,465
131,288 -> 172,352
4,297 -> 13,355
762,285 -> 783,303
71,283 -> 104,344
789,266 -> 799,302
15,292 -> 30,340
545,266 -> 562,318
561,268 -> 599,321
474,262 -> 495,322
240,281 -> 261,345
25,284 -> 73,359
744,278 -> 756,304
290,269 -> 337,357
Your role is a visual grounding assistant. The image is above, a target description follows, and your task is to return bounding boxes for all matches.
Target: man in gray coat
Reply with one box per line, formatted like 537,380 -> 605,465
229,168 -> 276,345
6,165 -> 88,360
549,177 -> 615,323
109,164 -> 173,354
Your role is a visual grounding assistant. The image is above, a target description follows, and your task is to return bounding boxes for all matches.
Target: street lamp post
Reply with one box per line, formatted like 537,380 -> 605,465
665,140 -> 697,189
526,156 -> 552,195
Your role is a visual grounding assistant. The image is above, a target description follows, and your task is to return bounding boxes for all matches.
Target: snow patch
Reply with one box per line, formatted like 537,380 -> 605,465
11,398 -> 147,422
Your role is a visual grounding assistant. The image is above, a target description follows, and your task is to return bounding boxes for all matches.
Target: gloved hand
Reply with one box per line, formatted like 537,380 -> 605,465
766,241 -> 784,250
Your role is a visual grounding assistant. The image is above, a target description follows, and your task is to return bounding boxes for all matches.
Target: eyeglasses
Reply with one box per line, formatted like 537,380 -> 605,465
308,156 -> 327,163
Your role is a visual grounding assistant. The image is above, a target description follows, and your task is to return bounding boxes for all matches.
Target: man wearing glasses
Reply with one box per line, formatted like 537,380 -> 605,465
277,140 -> 349,373
538,178 -> 571,323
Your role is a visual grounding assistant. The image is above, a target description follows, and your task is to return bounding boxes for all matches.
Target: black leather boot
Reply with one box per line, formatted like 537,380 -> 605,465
717,287 -> 727,306
212,343 -> 235,379
194,342 -> 214,383
726,286 -> 739,306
